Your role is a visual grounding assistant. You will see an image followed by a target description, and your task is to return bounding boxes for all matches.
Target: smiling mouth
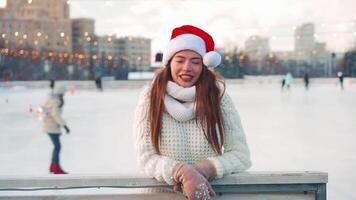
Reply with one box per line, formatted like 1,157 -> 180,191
179,74 -> 194,82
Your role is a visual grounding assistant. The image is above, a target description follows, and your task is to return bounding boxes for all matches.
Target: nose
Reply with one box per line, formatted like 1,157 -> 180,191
181,60 -> 193,71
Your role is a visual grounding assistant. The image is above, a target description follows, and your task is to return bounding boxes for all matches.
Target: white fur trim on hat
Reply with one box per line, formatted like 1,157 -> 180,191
203,51 -> 221,68
163,34 -> 206,66
163,34 -> 221,68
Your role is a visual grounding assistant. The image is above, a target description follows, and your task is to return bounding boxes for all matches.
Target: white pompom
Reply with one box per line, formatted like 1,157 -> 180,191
203,51 -> 221,68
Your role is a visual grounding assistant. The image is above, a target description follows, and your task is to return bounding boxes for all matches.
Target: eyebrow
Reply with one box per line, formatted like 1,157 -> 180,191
175,56 -> 201,60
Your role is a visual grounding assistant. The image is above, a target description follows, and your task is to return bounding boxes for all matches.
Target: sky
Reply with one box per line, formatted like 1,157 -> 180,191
1,0 -> 356,53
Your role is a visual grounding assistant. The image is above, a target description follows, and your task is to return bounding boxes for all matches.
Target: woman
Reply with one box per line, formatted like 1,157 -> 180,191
42,85 -> 70,174
133,25 -> 251,200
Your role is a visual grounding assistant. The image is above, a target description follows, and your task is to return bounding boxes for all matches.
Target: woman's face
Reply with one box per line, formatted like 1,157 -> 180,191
170,50 -> 203,87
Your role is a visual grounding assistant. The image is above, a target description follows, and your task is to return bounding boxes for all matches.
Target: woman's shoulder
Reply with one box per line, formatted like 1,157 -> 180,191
219,88 -> 235,110
136,83 -> 152,106
139,83 -> 151,98
215,78 -> 226,96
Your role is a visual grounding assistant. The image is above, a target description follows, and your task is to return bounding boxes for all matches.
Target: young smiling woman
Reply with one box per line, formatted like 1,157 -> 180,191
133,25 -> 251,200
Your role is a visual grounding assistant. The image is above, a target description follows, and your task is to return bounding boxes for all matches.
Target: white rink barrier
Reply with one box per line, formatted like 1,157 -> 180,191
1,78 -> 355,89
0,171 -> 327,200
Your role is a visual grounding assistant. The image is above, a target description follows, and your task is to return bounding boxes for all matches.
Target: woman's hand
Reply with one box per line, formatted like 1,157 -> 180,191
173,163 -> 215,200
63,125 -> 70,134
194,160 -> 217,181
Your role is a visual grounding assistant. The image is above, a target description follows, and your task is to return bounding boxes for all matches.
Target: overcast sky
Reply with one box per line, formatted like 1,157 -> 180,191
2,0 -> 356,53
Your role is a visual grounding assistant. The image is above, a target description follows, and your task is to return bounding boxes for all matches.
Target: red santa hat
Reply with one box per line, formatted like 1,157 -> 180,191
162,25 -> 221,68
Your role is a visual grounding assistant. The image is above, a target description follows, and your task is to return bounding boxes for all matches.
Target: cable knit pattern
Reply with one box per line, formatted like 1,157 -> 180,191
207,93 -> 252,178
166,81 -> 196,101
164,81 -> 196,122
133,84 -> 251,185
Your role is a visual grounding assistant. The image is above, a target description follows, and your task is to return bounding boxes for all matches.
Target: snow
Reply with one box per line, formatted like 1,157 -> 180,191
0,79 -> 355,199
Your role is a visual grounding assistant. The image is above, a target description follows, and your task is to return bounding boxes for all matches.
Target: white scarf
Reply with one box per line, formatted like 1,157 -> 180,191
164,81 -> 196,122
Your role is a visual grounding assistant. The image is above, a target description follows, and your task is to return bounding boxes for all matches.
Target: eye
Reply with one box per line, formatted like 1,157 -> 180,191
192,60 -> 201,64
176,60 -> 184,63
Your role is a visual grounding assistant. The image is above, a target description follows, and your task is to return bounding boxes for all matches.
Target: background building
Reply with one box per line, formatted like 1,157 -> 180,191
116,37 -> 151,71
0,0 -> 72,52
244,35 -> 270,72
98,35 -> 117,59
72,18 -> 97,56
294,23 -> 330,76
245,35 -> 270,59
294,23 -> 315,60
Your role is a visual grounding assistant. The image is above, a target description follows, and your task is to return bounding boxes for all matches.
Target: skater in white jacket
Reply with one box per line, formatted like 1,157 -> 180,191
42,85 -> 70,174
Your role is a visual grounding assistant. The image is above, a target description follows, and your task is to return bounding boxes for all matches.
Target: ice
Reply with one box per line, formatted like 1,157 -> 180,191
0,79 -> 355,199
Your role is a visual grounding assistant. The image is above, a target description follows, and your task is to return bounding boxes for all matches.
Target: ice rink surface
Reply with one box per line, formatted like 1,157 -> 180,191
0,79 -> 355,199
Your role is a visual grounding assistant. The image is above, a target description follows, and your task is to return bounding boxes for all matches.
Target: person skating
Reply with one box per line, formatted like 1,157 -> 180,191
49,79 -> 55,90
304,72 -> 309,90
337,72 -> 344,90
284,72 -> 293,90
281,77 -> 286,90
95,75 -> 103,91
41,85 -> 70,174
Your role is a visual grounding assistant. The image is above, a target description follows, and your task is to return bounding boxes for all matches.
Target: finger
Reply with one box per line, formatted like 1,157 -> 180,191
173,183 -> 182,193
173,184 -> 178,192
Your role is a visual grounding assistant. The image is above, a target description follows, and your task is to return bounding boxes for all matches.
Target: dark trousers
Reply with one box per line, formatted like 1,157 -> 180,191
48,133 -> 61,165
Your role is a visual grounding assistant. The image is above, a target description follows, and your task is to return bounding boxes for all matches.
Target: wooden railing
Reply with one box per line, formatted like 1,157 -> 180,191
0,171 -> 327,200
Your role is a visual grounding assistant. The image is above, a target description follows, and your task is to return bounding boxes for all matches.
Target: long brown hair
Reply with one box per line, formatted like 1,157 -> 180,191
148,63 -> 225,155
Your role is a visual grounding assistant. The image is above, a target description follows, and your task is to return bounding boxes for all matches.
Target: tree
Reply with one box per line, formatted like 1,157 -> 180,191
343,48 -> 356,77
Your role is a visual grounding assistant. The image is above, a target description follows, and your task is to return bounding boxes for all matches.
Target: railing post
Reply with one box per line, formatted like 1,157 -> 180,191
315,183 -> 326,200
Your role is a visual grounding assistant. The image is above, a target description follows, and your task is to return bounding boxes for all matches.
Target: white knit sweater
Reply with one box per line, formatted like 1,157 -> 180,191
133,85 -> 251,185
